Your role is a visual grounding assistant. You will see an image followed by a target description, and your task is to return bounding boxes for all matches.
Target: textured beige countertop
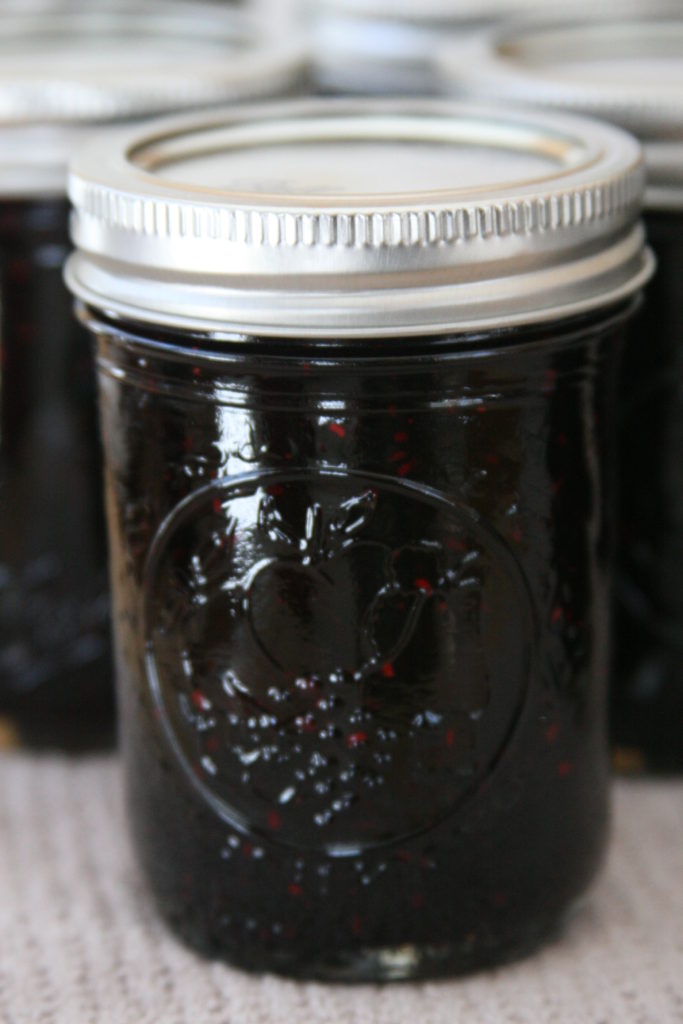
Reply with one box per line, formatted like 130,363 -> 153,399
0,753 -> 682,1024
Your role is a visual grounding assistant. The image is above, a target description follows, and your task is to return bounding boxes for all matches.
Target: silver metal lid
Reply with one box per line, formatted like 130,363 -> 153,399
312,0 -> 662,24
66,98 -> 652,339
0,4 -> 305,197
308,0 -> 669,96
438,19 -> 683,209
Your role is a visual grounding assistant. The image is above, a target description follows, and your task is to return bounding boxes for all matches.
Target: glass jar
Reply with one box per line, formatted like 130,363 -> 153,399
307,0 -> 665,96
67,100 -> 651,978
616,204 -> 683,772
438,19 -> 683,772
0,7 -> 304,740
0,196 -> 111,728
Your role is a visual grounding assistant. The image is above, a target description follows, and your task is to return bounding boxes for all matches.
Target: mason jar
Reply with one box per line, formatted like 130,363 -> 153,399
0,7 -> 304,739
307,0 -> 665,96
438,18 -> 683,772
66,100 -> 651,978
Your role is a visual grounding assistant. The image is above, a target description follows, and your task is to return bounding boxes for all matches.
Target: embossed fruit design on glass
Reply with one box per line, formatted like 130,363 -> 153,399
66,101 -> 651,978
145,470 -> 530,852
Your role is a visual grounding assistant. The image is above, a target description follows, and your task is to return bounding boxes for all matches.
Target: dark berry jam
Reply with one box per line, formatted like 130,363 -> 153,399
87,302 -> 631,980
0,198 -> 113,736
613,211 -> 683,772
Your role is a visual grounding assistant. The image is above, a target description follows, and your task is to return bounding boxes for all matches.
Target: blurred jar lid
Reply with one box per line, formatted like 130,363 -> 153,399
66,98 -> 652,338
438,17 -> 683,209
307,0 -> 672,96
0,2 -> 305,197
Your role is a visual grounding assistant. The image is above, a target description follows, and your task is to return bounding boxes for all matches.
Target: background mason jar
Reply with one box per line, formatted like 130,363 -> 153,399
307,0 -> 675,96
437,17 -> 683,772
0,4 -> 305,743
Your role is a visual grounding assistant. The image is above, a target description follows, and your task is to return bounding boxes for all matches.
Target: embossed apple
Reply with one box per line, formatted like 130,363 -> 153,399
245,488 -> 390,677
146,473 -> 531,850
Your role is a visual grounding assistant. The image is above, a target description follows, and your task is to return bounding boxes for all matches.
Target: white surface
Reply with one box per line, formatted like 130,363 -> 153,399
1,754 -> 682,1023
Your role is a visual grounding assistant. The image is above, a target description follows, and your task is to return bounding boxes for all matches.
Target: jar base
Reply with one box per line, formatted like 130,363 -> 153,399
158,901 -> 571,983
268,933 -> 556,982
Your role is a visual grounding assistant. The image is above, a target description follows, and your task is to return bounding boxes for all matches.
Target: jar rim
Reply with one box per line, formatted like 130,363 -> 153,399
0,4 -> 305,199
310,1 -> 674,95
66,98 -> 653,339
438,17 -> 683,208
